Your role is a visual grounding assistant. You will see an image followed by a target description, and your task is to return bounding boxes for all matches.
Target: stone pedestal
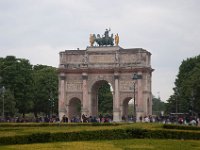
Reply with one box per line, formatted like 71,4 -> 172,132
113,110 -> 121,122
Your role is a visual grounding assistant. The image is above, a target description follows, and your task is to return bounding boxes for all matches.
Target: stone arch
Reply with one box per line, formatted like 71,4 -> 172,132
88,76 -> 114,93
120,93 -> 134,106
58,46 -> 153,122
90,79 -> 113,117
67,93 -> 82,105
68,97 -> 81,122
122,97 -> 132,121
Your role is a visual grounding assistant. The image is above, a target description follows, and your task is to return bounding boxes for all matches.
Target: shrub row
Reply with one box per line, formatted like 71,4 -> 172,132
0,122 -> 121,128
163,124 -> 200,131
1,127 -> 200,145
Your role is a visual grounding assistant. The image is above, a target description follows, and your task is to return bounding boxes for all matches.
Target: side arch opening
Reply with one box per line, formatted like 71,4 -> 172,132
122,97 -> 135,122
68,98 -> 81,122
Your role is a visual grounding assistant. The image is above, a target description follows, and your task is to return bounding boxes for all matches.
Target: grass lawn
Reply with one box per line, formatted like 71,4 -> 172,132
1,139 -> 200,150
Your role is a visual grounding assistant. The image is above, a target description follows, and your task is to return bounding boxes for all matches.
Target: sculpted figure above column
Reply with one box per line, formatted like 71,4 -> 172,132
115,33 -> 119,46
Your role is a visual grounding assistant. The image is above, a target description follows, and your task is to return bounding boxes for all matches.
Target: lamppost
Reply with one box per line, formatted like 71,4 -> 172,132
132,73 -> 142,122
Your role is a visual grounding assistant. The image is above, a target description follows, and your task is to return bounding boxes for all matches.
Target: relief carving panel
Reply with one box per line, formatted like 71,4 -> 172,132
119,80 -> 132,91
89,54 -> 115,63
69,55 -> 83,63
119,80 -> 138,91
120,54 -> 137,63
66,81 -> 83,92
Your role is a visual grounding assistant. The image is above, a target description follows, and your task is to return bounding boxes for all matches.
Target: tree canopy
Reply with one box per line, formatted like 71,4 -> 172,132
166,55 -> 200,116
32,65 -> 58,117
0,56 -> 58,118
152,96 -> 165,115
98,82 -> 113,115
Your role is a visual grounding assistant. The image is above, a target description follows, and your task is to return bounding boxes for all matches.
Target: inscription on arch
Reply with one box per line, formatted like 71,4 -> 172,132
89,54 -> 115,63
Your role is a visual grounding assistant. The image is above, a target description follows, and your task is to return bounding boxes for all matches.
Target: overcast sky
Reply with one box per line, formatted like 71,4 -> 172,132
0,0 -> 200,101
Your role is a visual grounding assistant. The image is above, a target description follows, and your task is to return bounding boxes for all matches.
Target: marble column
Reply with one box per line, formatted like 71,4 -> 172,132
148,72 -> 153,115
113,72 -> 121,122
136,72 -> 143,121
58,73 -> 66,120
82,72 -> 89,117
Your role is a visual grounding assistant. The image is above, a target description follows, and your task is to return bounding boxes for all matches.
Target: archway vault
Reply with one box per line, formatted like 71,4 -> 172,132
58,46 -> 153,122
90,80 -> 113,117
88,76 -> 114,93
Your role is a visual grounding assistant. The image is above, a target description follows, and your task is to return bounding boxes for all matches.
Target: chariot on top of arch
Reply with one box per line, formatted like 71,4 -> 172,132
90,28 -> 119,47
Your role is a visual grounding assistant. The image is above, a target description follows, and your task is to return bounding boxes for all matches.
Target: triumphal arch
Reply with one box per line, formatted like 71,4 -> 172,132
58,29 -> 153,122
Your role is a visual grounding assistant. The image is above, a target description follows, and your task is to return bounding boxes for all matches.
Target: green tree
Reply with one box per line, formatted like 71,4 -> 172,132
166,55 -> 200,115
98,83 -> 113,115
152,96 -> 165,115
0,89 -> 18,117
32,65 -> 58,117
0,56 -> 33,117
165,94 -> 177,113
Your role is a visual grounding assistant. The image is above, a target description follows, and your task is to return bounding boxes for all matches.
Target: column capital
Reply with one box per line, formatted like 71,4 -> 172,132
59,73 -> 66,80
114,72 -> 119,79
82,72 -> 88,80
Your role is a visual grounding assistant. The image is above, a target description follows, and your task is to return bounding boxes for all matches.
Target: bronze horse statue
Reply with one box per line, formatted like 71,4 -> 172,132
93,29 -> 114,46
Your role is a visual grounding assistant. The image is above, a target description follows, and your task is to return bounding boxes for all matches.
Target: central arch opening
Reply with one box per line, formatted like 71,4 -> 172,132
91,80 -> 113,120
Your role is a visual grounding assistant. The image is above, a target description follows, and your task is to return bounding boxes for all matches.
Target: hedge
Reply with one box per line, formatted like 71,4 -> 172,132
1,127 -> 200,145
163,124 -> 200,131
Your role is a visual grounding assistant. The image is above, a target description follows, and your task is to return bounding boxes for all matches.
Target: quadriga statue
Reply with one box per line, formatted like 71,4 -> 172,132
90,29 -> 115,46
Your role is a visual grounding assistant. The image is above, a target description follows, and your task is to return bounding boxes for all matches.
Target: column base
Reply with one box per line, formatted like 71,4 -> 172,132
136,111 -> 144,122
81,108 -> 89,116
113,111 -> 121,122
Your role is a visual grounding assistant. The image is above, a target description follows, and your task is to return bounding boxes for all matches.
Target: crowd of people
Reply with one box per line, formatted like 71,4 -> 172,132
62,114 -> 113,123
0,114 -> 200,126
0,115 -> 60,123
0,114 -> 113,123
138,115 -> 200,126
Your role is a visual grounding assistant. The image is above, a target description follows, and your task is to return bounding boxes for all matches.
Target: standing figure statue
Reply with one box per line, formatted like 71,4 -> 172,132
115,33 -> 119,46
83,52 -> 88,64
89,34 -> 95,47
104,28 -> 110,37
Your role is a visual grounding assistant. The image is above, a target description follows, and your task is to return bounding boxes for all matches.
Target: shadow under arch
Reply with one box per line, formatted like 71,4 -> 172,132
68,97 -> 81,122
90,80 -> 113,117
